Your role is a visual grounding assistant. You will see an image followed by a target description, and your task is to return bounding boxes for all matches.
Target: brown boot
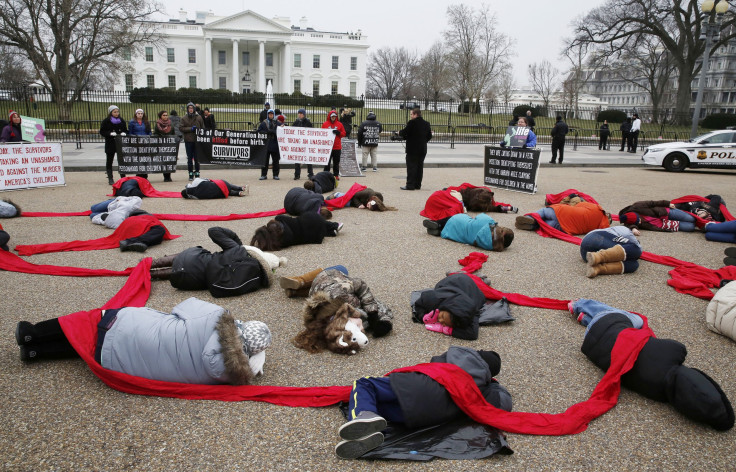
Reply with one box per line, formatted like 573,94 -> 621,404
586,245 -> 626,267
285,286 -> 311,298
279,268 -> 323,290
151,267 -> 174,280
587,261 -> 624,278
151,253 -> 178,269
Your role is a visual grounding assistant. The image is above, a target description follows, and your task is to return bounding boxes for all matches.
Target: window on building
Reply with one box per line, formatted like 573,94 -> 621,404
312,80 -> 320,96
122,48 -> 131,61
218,50 -> 226,65
219,77 -> 227,89
313,55 -> 320,68
168,75 -> 176,88
294,53 -> 301,68
188,49 -> 196,64
266,52 -> 273,67
350,57 -> 357,71
146,75 -> 155,88
242,51 -> 250,66
167,48 -> 175,63
189,76 -> 197,88
350,82 -> 357,98
332,56 -> 339,70
125,74 -> 133,92
331,81 -> 338,95
145,47 -> 153,62
294,79 -> 301,93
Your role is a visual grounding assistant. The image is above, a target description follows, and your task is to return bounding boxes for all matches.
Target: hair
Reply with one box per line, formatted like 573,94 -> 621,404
491,226 -> 514,252
250,219 -> 284,251
461,187 -> 496,212
517,117 -> 527,126
367,195 -> 396,212
556,115 -> 563,121
292,292 -> 364,355
157,110 -> 168,119
169,110 -> 178,116
319,207 -> 333,220
411,107 -> 422,117
303,180 -> 315,191
204,107 -> 210,112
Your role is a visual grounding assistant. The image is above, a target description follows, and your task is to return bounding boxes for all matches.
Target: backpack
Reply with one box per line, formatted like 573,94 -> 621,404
205,247 -> 266,298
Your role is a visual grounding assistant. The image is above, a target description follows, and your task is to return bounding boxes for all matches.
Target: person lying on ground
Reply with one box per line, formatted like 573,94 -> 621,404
90,196 -> 142,229
334,346 -> 512,459
459,186 -> 518,213
618,200 -> 696,232
250,213 -> 343,251
304,171 -> 337,194
673,194 -> 726,223
515,201 -> 611,235
181,178 -> 248,199
580,226 -> 642,278
328,188 -> 396,211
704,220 -> 736,245
0,199 -> 20,251
15,297 -> 272,384
423,213 -> 514,252
283,187 -> 332,219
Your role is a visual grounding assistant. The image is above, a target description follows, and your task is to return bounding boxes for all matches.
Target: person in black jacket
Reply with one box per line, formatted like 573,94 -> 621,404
258,102 -> 271,123
339,107 -> 356,139
99,105 -> 128,184
180,178 -> 247,199
398,107 -> 432,190
292,108 -> 314,180
202,108 -> 216,130
357,111 -> 382,172
250,213 -> 342,251
304,171 -> 337,194
598,120 -> 610,150
619,118 -> 632,152
549,115 -> 569,164
283,187 -> 332,219
257,109 -> 281,180
150,227 -> 273,297
334,346 -> 512,459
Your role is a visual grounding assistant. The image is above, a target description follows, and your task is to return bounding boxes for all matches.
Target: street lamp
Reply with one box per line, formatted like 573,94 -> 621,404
691,0 -> 730,138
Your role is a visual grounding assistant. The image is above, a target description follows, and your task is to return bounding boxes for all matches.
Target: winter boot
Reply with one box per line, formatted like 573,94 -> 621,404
285,287 -> 311,298
150,253 -> 177,269
20,339 -> 78,363
106,171 -> 114,186
150,267 -> 174,280
587,261 -> 625,278
16,318 -> 67,346
586,245 -> 626,266
279,268 -> 324,291
515,215 -> 537,231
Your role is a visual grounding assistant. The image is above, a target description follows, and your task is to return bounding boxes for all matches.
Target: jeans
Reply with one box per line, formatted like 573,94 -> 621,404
325,265 -> 348,275
580,231 -> 642,273
185,141 -> 199,173
572,298 -> 644,334
667,208 -> 696,232
348,376 -> 405,423
705,220 -> 736,244
90,199 -> 115,219
535,207 -> 561,231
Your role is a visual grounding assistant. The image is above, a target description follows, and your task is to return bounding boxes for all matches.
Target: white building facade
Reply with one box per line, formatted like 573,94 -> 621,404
114,10 -> 369,98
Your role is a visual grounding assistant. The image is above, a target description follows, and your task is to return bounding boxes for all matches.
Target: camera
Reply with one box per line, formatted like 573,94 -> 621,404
390,130 -> 403,141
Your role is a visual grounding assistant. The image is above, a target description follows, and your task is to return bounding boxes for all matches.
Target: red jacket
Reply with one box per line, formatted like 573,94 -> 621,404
322,112 -> 346,150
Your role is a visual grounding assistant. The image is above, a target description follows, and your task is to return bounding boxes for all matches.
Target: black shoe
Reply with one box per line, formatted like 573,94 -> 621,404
423,219 -> 441,236
725,257 -> 736,267
107,177 -> 115,185
120,241 -> 148,252
163,177 -> 173,182
549,160 -> 556,164
400,186 -> 415,191
15,321 -> 34,345
335,432 -> 384,460
19,345 -> 38,363
725,247 -> 736,258
294,175 -> 300,180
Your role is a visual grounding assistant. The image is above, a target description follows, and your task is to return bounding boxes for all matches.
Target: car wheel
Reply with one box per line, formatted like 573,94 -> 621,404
663,153 -> 688,172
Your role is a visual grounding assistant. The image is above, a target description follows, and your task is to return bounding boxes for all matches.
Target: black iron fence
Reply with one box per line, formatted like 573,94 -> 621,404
0,87 -> 704,148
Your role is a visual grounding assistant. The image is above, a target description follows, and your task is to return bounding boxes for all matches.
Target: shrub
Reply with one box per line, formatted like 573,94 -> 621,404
512,104 -> 547,119
701,113 -> 736,129
596,109 -> 627,123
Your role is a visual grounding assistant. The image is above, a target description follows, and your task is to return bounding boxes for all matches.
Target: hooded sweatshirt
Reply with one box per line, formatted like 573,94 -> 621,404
179,102 -> 204,143
441,213 -> 498,250
322,111 -> 346,150
357,112 -> 382,147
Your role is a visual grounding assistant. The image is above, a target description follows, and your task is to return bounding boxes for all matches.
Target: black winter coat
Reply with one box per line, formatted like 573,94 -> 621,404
309,171 -> 336,194
275,213 -> 330,247
284,187 -> 325,216
389,346 -> 512,429
100,117 -> 128,154
357,113 -> 382,147
599,124 -> 610,137
551,120 -> 569,142
257,118 -> 280,152
414,273 -> 485,340
399,117 -> 432,156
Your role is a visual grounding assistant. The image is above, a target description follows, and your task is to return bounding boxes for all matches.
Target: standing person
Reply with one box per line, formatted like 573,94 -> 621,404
339,107 -> 356,139
525,110 -> 536,131
619,118 -> 632,152
357,111 -> 382,172
259,102 -> 271,123
153,110 -> 175,182
508,115 -> 518,126
292,108 -> 314,180
598,120 -> 610,150
549,115 -> 569,164
168,110 -> 183,143
99,105 -> 128,185
398,107 -> 432,191
180,102 -> 205,181
202,107 -> 216,130
257,109 -> 281,180
628,113 -> 641,153
322,110 -> 346,179
1,110 -> 23,143
128,109 -> 151,136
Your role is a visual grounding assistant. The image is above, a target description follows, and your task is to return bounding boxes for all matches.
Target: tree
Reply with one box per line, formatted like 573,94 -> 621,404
0,0 -> 161,119
561,43 -> 595,119
0,45 -> 34,90
568,0 -> 736,124
528,60 -> 559,112
415,42 -> 451,111
444,3 -> 513,113
366,46 -> 418,99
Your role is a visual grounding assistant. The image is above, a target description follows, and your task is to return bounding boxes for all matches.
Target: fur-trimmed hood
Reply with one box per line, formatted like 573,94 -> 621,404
216,310 -> 255,385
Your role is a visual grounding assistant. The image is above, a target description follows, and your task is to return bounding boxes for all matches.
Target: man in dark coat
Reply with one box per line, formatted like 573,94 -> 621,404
412,273 -> 486,340
334,346 -> 512,459
257,109 -> 281,180
619,118 -> 632,152
549,115 -> 569,164
259,102 -> 271,123
292,108 -> 314,180
202,108 -> 216,130
398,107 -> 432,190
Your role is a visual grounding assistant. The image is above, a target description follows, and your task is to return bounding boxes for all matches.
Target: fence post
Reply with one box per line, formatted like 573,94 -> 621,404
450,126 -> 455,150
447,99 -> 453,128
75,122 -> 82,150
573,129 -> 578,151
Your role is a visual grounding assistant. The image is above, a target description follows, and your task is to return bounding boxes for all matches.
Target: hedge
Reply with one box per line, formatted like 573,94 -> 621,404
701,113 -> 736,129
596,109 -> 628,123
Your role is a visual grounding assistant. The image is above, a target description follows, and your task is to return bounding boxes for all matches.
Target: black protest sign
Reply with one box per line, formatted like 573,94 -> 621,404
501,126 -> 531,148
194,128 -> 268,166
339,139 -> 364,177
484,145 -> 540,194
116,136 -> 179,174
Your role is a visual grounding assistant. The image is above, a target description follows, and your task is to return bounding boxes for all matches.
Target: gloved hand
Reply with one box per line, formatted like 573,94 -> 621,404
332,129 -> 340,135
425,322 -> 452,336
109,132 -> 117,137
120,132 -> 127,136
422,309 -> 439,324
191,126 -> 197,132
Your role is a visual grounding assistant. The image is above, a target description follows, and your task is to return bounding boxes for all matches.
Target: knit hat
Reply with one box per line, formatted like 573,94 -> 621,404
0,199 -> 21,218
666,366 -> 734,431
186,102 -> 195,113
8,110 -> 19,121
108,105 -> 119,114
619,212 -> 641,226
234,320 -> 272,357
277,115 -> 285,123
297,108 -> 306,115
265,102 -> 270,107
478,350 -> 501,377
135,108 -> 144,115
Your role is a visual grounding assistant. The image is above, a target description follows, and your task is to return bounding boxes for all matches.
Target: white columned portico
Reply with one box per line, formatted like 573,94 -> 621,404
282,42 -> 291,93
204,38 -> 213,89
231,39 -> 239,93
258,40 -> 266,93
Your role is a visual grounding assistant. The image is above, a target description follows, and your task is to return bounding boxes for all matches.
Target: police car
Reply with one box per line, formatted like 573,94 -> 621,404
642,129 -> 736,171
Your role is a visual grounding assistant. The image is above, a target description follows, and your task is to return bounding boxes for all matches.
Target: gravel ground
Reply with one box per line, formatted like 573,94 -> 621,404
1,165 -> 735,471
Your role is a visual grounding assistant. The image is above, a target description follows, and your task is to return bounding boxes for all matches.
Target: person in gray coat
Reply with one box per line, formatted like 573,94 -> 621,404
15,298 -> 272,385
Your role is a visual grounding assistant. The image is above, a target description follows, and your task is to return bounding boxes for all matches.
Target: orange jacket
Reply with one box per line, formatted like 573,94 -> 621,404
552,201 -> 609,235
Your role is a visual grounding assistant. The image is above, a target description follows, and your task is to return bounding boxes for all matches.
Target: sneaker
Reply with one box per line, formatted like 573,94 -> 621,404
259,176 -> 267,180
423,219 -> 441,236
509,206 -> 519,214
515,215 -> 536,231
194,172 -> 200,178
188,172 -> 194,181
373,167 -> 378,172
338,411 -> 387,440
724,257 -> 736,267
273,176 -> 280,180
360,166 -> 367,172
336,222 -> 344,233
567,299 -> 578,315
238,185 -> 249,197
120,241 -> 148,252
335,432 -> 384,460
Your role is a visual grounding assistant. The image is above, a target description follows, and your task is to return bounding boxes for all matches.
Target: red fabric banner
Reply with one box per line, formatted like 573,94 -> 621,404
0,249 -> 134,277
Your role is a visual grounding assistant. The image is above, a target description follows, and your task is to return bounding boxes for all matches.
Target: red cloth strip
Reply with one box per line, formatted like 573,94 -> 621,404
109,176 -> 183,198
545,189 -> 598,206
324,182 -> 367,209
0,249 -> 134,277
152,208 -> 286,221
22,210 -> 93,217
212,179 -> 230,198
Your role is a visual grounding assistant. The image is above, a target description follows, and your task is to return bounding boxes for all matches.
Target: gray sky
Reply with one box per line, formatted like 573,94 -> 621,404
160,0 -> 607,87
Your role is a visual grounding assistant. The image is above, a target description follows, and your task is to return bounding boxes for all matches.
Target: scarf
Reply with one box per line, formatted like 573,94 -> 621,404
110,117 -> 122,125
156,118 -> 172,134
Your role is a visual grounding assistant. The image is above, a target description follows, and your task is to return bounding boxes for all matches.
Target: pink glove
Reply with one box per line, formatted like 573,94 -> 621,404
425,323 -> 452,336
422,309 -> 439,324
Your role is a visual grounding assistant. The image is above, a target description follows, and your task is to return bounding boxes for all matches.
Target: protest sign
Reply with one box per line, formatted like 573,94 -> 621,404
338,139 -> 364,177
483,145 -> 540,194
500,126 -> 531,148
276,126 -> 335,166
0,142 -> 65,191
195,128 -> 267,166
116,136 -> 179,174
19,115 -> 46,142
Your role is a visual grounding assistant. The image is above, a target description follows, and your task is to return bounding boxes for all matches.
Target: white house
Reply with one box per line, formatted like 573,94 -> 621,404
115,10 -> 369,97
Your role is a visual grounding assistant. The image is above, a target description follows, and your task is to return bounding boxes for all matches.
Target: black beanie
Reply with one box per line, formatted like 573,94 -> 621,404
478,350 -> 501,377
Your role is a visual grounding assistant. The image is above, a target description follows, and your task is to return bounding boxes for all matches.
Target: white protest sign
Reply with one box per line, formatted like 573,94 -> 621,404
276,126 -> 335,165
0,142 -> 65,191
20,115 -> 47,142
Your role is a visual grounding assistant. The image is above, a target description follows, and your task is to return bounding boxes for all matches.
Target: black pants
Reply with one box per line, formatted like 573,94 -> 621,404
551,140 -> 565,163
405,152 -> 426,189
620,134 -> 629,151
294,163 -> 314,178
121,225 -> 166,248
262,150 -> 280,177
599,135 -> 609,150
0,229 -> 9,251
23,318 -> 78,360
105,152 -> 116,178
627,131 -> 640,152
325,149 -> 341,177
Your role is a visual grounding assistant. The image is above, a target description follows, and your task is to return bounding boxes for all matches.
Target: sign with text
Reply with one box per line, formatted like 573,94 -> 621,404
0,142 -> 65,191
338,139 -> 364,177
116,136 -> 179,174
195,128 -> 267,166
501,126 -> 531,148
483,145 -> 540,194
276,126 -> 335,166
20,115 -> 46,142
